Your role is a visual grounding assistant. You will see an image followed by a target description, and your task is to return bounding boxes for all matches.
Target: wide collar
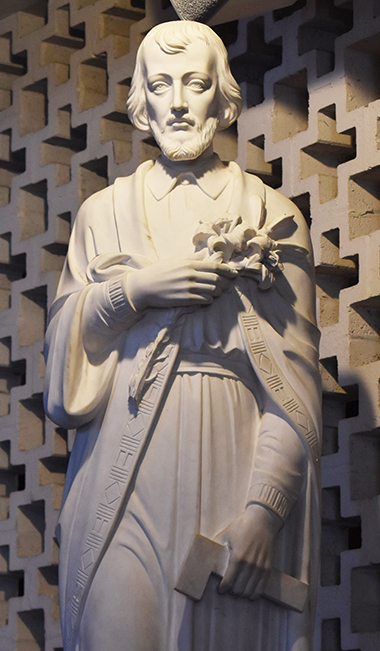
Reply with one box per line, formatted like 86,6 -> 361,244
146,152 -> 232,201
113,159 -> 266,260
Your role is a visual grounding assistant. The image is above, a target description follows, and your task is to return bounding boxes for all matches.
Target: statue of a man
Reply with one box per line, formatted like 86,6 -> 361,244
44,20 -> 321,651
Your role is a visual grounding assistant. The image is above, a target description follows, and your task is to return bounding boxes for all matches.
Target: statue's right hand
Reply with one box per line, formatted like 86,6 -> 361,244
126,257 -> 237,310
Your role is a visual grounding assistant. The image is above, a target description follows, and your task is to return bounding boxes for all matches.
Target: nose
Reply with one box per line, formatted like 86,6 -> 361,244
171,82 -> 188,112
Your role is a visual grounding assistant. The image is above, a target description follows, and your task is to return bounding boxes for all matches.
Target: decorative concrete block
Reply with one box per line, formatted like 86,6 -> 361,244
0,0 -> 379,648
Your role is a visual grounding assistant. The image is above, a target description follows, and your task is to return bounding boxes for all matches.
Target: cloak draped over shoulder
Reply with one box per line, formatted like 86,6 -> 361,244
44,159 -> 321,651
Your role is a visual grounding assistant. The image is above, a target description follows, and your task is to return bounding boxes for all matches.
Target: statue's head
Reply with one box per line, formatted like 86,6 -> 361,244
127,20 -> 242,161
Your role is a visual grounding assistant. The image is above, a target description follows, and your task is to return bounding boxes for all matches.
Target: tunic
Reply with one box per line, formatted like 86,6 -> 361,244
44,154 -> 321,651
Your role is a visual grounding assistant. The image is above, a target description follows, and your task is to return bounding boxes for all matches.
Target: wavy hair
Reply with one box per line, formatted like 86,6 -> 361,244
127,21 -> 242,133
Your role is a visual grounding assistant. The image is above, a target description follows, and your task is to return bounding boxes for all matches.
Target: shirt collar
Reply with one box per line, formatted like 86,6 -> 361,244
146,153 -> 232,201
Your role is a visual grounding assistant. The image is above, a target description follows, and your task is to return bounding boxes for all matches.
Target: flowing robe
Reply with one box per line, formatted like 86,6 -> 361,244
44,158 -> 321,651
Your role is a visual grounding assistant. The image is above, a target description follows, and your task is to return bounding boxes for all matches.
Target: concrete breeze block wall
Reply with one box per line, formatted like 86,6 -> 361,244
0,0 -> 379,648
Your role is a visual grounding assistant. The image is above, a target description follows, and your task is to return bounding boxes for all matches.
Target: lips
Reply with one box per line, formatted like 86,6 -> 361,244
167,118 -> 195,127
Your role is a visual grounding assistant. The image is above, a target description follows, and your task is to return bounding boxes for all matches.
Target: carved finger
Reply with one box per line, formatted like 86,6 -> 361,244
199,260 -> 237,278
229,563 -> 252,596
194,272 -> 220,285
245,568 -> 269,600
214,263 -> 238,278
218,556 -> 242,594
189,282 -> 217,296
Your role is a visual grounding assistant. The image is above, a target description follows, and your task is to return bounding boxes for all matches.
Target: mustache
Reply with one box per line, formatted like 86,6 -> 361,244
166,116 -> 196,127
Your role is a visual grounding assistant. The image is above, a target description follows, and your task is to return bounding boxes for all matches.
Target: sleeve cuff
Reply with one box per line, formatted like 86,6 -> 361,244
247,483 -> 293,521
108,276 -> 141,326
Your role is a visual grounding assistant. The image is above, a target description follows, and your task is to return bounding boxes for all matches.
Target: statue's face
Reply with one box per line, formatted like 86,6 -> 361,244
143,40 -> 220,160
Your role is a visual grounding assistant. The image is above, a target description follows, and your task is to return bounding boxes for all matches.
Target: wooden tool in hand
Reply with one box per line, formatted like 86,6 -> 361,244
175,534 -> 308,613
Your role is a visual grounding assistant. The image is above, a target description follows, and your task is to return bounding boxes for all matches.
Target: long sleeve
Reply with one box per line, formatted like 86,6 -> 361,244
247,400 -> 307,522
237,180 -> 321,524
44,186 -> 145,429
81,274 -> 141,356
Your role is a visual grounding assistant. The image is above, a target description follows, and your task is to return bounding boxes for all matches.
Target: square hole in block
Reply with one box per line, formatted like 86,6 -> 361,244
115,77 -> 131,113
41,107 -> 87,185
298,0 -> 353,77
38,565 -> 59,620
351,565 -> 380,632
18,393 -> 45,451
213,123 -> 238,163
321,486 -> 361,586
140,136 -> 160,164
17,501 -> 45,557
349,302 -> 380,367
52,427 -> 69,457
19,286 -> 47,347
0,233 -> 26,311
350,429 -> 380,500
230,17 -> 281,108
99,2 -> 145,58
55,212 -> 71,244
0,546 -> 24,626
18,180 -> 47,240
316,229 -> 358,326
16,609 -> 44,651
246,135 -> 282,188
0,338 -> 26,415
345,35 -> 380,111
0,33 -> 27,111
0,129 -> 26,206
77,54 -> 108,112
100,112 -> 133,165
290,193 -> 311,228
41,243 -> 68,273
0,442 -> 25,519
19,79 -> 47,135
320,356 -> 347,456
17,1 -> 48,37
300,105 -> 356,204
272,70 -> 308,142
39,456 -> 68,510
349,166 -> 380,239
40,5 -> 85,85
79,157 -> 108,204
321,618 -> 341,651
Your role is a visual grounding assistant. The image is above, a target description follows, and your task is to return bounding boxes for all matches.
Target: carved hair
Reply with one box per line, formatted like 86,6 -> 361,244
127,21 -> 242,133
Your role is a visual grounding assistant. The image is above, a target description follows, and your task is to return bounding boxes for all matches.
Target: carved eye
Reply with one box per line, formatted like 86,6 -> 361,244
187,80 -> 206,92
150,81 -> 170,94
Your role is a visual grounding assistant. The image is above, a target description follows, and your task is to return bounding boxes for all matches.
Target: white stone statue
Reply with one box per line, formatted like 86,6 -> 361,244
44,20 -> 321,651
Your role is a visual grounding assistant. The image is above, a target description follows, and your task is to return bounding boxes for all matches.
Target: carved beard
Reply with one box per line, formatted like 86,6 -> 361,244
150,116 -> 219,161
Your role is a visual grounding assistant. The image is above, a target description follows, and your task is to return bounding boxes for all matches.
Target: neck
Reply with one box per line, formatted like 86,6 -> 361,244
160,144 -> 215,173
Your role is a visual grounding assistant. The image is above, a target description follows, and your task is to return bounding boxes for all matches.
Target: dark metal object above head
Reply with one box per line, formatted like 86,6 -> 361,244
169,0 -> 229,22
168,0 -> 300,25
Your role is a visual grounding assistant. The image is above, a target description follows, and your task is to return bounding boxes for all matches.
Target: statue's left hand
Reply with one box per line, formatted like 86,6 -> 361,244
215,503 -> 283,599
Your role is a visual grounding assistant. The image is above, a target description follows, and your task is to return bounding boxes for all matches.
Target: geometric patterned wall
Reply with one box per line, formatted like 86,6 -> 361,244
0,0 -> 379,648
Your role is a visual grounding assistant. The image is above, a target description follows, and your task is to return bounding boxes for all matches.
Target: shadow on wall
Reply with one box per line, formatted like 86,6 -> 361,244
319,351 -> 380,649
